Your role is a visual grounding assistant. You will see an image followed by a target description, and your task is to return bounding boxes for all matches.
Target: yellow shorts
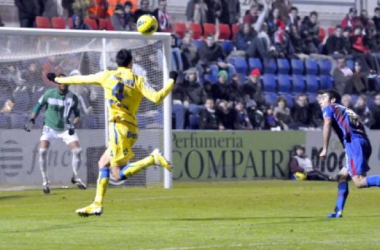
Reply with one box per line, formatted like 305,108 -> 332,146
107,120 -> 138,167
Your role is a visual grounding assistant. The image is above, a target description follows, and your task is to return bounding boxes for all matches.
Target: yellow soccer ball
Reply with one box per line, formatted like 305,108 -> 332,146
295,172 -> 307,181
137,14 -> 158,36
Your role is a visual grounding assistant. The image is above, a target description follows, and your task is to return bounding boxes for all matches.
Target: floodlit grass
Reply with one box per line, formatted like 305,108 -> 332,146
0,181 -> 379,249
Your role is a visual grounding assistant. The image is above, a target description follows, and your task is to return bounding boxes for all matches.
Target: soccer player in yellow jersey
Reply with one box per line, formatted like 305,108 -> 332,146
47,49 -> 177,216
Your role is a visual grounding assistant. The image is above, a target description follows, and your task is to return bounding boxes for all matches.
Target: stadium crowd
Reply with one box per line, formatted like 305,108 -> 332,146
1,0 -> 380,130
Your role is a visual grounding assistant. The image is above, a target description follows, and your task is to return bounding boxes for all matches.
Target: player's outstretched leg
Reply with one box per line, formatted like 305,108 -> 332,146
364,176 -> 380,187
119,149 -> 172,180
327,181 -> 348,218
75,167 -> 109,217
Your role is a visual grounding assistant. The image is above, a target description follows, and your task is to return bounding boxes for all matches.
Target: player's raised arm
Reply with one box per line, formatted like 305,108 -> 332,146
47,72 -> 106,86
138,71 -> 178,104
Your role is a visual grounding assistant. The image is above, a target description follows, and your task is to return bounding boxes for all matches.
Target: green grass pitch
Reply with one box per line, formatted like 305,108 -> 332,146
1,181 -> 380,249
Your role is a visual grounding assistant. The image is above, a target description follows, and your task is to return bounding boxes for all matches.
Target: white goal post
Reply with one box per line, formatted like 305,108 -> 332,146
0,28 -> 173,189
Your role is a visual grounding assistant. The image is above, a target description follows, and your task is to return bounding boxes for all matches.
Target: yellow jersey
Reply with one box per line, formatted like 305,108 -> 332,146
55,67 -> 174,126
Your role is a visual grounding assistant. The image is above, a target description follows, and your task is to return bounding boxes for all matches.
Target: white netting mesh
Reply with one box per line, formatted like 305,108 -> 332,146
0,33 -> 165,188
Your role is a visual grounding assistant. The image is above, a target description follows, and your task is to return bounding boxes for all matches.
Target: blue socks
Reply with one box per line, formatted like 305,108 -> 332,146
335,182 -> 349,212
119,164 -> 130,180
366,176 -> 380,187
99,168 -> 110,180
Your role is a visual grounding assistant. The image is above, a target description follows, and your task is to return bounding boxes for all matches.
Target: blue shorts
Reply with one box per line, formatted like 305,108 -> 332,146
345,137 -> 372,176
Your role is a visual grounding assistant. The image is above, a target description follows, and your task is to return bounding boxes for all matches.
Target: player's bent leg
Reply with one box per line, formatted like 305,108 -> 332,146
68,141 -> 86,189
352,175 -> 369,188
327,168 -> 349,219
76,150 -> 110,217
119,149 -> 172,180
39,140 -> 50,194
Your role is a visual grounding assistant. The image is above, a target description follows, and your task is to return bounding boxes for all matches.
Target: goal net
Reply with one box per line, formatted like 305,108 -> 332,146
0,28 -> 172,190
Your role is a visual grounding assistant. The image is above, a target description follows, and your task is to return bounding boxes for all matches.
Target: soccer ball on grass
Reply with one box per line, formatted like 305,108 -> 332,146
137,15 -> 158,36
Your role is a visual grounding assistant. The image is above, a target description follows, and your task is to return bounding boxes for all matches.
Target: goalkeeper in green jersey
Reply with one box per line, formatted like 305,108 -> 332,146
24,75 -> 86,194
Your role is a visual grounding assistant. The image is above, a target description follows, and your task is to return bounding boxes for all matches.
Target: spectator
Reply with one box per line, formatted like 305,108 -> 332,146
172,80 -> 186,130
22,62 -> 43,87
308,91 -> 323,128
373,7 -> 380,33
217,100 -> 237,129
210,70 -> 229,101
171,34 -> 183,72
353,94 -> 370,126
273,21 -> 294,58
62,0 -> 75,17
112,3 -> 136,31
193,0 -> 208,25
185,0 -> 196,22
325,25 -> 348,56
236,23 -> 256,51
267,7 -> 282,36
227,0 -> 240,25
88,0 -> 107,19
226,74 -> 244,103
272,0 -> 291,24
342,27 -> 353,54
299,11 -> 320,55
291,94 -> 311,129
42,0 -> 61,18
264,106 -> 281,130
288,24 -> 309,61
4,63 -> 24,89
71,14 -> 91,30
107,0 -> 127,18
289,145 -> 332,181
246,100 -> 264,129
152,0 -> 171,32
180,31 -> 198,69
242,68 -> 265,107
274,96 -> 292,130
360,9 -> 374,30
199,98 -> 222,130
72,0 -> 91,19
134,0 -> 151,21
286,6 -> 299,30
15,0 -> 44,28
235,101 -> 253,130
341,7 -> 362,29
333,57 -> 359,95
341,94 -> 353,109
68,70 -> 94,115
197,34 -> 233,76
243,3 -> 258,26
205,0 -> 222,24
182,67 -> 207,115
369,93 -> 380,129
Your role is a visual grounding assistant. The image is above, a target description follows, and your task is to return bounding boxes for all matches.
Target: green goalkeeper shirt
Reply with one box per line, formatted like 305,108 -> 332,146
32,88 -> 80,131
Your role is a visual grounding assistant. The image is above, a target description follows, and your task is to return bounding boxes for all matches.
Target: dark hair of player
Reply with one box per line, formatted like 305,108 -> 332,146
324,89 -> 341,104
116,49 -> 133,67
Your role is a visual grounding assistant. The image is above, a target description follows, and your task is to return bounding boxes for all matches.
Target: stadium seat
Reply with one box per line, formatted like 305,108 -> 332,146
84,18 -> 98,30
262,74 -> 277,92
264,58 -> 277,74
173,22 -> 186,38
305,59 -> 318,75
319,75 -> 333,90
264,92 -> 278,106
51,17 -> 66,29
36,16 -> 51,29
189,22 -> 202,39
0,114 -> 10,129
318,60 -> 332,75
193,40 -> 204,49
10,113 -> 26,129
277,74 -> 291,92
277,59 -> 290,74
228,58 -> 248,81
203,64 -> 218,83
291,59 -> 304,75
13,91 -> 30,112
279,93 -> 294,108
346,60 -> 354,71
189,114 -> 200,129
308,93 -> 317,103
232,23 -> 240,40
318,27 -> 326,43
203,23 -> 216,36
248,58 -> 263,72
306,75 -> 319,93
292,75 -> 305,93
219,24 -> 231,40
221,40 -> 234,56
327,26 -> 335,36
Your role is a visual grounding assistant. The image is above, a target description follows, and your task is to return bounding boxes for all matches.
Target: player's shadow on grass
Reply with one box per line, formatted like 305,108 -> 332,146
0,195 -> 26,201
0,221 -> 95,234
